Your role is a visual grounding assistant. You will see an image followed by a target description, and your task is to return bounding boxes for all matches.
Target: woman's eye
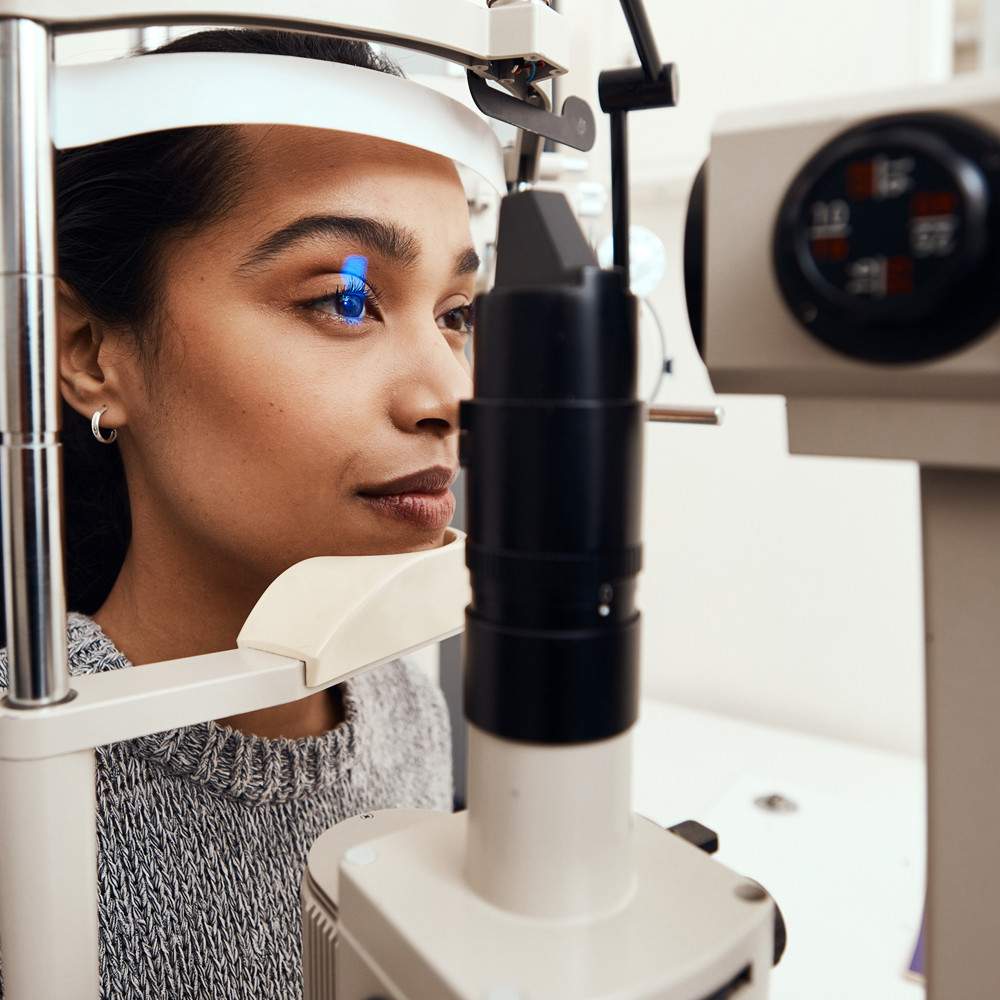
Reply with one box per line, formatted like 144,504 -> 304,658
307,276 -> 379,326
438,304 -> 474,336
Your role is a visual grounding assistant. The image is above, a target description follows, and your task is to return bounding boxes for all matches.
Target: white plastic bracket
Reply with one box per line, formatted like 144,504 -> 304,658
0,531 -> 469,761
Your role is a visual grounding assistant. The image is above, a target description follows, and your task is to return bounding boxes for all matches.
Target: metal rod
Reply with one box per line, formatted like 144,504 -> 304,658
647,404 -> 724,426
617,0 -> 661,81
20,4 -> 562,81
610,109 -> 629,283
0,18 -> 69,707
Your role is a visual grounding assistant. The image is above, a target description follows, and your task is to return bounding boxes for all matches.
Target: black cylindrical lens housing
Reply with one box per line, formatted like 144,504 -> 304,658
460,265 -> 644,744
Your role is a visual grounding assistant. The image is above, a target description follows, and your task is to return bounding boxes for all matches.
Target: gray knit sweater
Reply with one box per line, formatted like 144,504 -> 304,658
0,612 -> 453,1000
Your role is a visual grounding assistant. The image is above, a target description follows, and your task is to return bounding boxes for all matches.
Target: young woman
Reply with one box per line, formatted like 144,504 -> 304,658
0,27 -> 477,999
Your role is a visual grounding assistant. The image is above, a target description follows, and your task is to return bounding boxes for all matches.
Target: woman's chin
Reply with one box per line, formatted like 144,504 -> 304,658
329,510 -> 451,557
364,525 -> 452,555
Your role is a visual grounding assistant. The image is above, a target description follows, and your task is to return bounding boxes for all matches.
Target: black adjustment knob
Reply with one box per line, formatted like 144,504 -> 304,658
598,63 -> 679,114
774,112 -> 1000,364
774,895 -> 788,966
667,818 -> 719,855
742,878 -> 787,967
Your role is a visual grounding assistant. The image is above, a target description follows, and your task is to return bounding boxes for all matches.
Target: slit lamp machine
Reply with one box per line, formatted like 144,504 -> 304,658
0,1 -> 995,998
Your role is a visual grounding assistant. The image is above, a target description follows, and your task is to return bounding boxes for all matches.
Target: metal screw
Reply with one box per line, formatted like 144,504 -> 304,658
754,793 -> 798,814
734,880 -> 769,902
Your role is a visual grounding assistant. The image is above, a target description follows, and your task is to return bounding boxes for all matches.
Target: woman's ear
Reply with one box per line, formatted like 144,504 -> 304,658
58,282 -> 129,431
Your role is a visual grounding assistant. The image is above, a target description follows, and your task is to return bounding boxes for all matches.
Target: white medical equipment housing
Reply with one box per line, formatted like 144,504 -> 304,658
698,75 -> 1000,1000
0,4 -> 776,999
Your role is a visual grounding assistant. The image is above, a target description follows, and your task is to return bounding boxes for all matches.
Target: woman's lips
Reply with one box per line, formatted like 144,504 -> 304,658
357,466 -> 457,531
359,490 -> 456,530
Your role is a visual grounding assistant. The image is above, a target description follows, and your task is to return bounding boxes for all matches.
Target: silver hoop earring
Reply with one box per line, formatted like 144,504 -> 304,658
91,405 -> 117,445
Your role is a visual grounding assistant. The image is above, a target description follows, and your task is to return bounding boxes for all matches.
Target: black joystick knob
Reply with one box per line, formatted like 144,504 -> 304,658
773,112 -> 1000,363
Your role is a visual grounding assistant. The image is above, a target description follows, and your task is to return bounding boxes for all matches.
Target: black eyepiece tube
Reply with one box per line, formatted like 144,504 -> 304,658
460,191 -> 644,745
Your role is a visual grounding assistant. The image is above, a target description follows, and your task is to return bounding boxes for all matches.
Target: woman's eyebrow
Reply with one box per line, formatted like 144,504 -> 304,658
238,214 -> 421,272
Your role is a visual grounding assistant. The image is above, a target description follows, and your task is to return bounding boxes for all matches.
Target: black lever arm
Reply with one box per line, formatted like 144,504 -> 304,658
618,0 -> 662,81
599,0 -> 679,285
466,71 -> 597,154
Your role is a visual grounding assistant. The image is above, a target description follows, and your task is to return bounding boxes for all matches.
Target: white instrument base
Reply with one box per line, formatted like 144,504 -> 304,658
306,809 -> 774,999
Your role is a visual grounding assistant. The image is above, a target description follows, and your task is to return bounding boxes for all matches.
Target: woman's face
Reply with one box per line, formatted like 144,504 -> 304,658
113,126 -> 477,586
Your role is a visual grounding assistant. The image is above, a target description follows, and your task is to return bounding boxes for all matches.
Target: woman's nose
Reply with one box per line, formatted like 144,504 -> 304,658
390,332 -> 471,437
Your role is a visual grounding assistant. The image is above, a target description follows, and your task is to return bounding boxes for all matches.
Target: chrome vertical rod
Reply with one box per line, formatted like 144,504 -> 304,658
0,18 -> 69,707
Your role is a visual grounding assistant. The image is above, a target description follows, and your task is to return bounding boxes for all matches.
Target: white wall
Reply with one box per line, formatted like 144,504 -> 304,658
640,400 -> 924,755
565,0 -> 957,756
564,0 -> 954,185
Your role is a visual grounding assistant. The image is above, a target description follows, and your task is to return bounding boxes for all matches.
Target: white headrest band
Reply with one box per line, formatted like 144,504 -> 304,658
53,51 -> 506,193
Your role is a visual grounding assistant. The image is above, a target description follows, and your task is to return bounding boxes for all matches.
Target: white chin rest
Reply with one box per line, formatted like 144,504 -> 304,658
237,528 -> 469,687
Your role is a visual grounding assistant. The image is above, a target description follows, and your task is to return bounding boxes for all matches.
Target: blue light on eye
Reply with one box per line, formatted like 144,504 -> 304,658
343,254 -> 368,281
339,255 -> 369,325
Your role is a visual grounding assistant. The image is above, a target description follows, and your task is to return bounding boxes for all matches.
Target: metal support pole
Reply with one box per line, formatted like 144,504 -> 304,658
0,18 -> 70,708
921,468 -> 1000,1000
610,109 -> 629,281
600,1 -> 677,291
0,18 -> 99,1000
0,18 -> 98,999
0,751 -> 100,999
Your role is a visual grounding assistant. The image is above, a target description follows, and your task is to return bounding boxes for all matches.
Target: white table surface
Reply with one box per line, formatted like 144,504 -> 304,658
632,699 -> 926,1000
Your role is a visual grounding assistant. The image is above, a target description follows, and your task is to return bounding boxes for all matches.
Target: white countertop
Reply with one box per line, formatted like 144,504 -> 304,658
632,699 -> 926,1000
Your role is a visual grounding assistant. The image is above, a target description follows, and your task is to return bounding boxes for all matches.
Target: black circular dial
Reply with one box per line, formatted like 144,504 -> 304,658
774,113 -> 1000,364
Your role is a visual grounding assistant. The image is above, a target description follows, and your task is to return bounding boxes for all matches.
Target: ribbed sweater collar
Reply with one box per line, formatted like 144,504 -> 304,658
68,612 -> 364,804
